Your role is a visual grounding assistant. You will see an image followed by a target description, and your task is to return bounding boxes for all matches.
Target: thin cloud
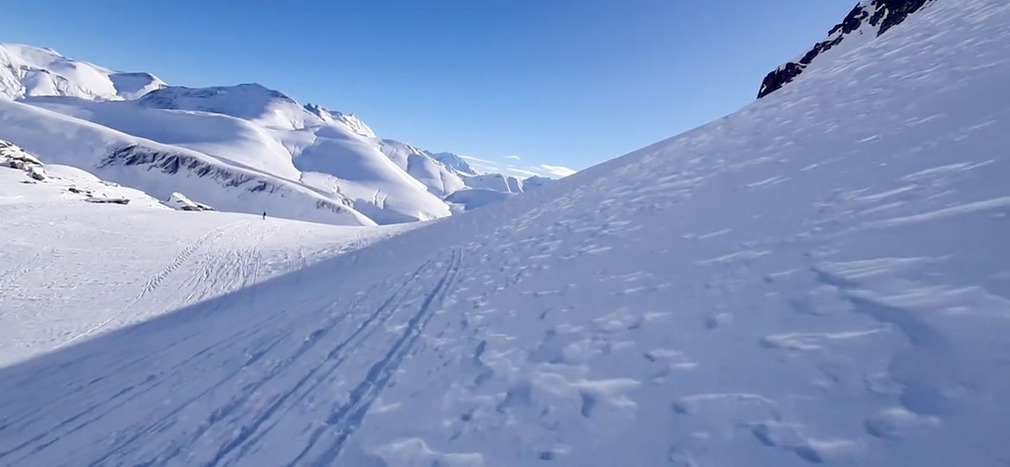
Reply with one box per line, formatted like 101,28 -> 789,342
506,167 -> 541,177
459,154 -> 499,165
539,164 -> 577,177
505,155 -> 522,161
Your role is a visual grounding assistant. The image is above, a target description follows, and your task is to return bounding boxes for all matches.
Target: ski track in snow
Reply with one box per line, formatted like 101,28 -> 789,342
0,243 -> 464,466
2,0 -> 1010,465
63,221 -> 252,346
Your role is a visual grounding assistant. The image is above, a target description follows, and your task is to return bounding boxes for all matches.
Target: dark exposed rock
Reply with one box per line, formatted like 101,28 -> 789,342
758,0 -> 933,99
84,196 -> 130,205
99,145 -> 284,192
100,145 -> 353,214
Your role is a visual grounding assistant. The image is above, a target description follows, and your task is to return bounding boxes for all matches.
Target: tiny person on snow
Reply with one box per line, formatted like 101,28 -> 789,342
262,211 -> 266,220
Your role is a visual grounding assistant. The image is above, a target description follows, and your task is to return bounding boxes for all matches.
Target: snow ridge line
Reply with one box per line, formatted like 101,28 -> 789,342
61,221 -> 249,347
289,249 -> 463,466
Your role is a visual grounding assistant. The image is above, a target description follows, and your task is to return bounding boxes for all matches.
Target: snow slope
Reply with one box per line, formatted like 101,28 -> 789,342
18,84 -> 456,224
0,152 -> 403,365
443,188 -> 515,213
0,43 -> 165,100
380,139 -> 467,197
0,100 -> 375,226
2,0 -> 1009,465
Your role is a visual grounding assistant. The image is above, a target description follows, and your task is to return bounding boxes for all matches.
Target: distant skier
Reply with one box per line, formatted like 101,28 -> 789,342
262,211 -> 266,220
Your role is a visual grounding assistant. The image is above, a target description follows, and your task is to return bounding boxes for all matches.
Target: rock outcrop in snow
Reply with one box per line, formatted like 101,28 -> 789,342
758,0 -> 934,98
167,192 -> 213,211
1,138 -> 169,208
0,139 -> 42,169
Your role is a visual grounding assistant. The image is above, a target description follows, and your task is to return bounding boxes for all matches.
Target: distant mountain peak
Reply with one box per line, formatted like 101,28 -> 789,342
425,151 -> 482,177
304,103 -> 376,138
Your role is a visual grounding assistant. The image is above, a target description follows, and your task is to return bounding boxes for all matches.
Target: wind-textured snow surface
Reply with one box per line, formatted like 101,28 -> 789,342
1,0 -> 1009,465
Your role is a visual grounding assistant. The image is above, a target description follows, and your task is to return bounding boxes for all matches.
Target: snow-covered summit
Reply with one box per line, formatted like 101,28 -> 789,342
304,103 -> 377,138
137,83 -> 321,130
0,43 -> 165,101
758,0 -> 934,98
426,150 -> 483,176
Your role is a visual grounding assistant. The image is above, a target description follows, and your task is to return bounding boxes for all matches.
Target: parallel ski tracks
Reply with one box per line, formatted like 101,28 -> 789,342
0,247 -> 464,467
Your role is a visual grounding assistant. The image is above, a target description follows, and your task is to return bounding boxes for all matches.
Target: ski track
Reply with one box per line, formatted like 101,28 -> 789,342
61,221 -> 251,346
0,251 -> 40,295
290,249 -> 462,466
0,248 -> 462,466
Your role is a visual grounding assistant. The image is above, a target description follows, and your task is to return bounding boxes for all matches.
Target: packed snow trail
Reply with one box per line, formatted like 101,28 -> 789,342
3,0 -> 1010,465
0,167 -> 405,366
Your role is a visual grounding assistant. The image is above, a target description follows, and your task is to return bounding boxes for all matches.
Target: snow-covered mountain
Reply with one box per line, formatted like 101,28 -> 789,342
6,0 -> 1007,464
0,43 -> 551,225
0,97 -> 376,226
0,43 -> 165,100
428,150 -> 481,175
379,139 -> 467,197
758,0 -> 933,98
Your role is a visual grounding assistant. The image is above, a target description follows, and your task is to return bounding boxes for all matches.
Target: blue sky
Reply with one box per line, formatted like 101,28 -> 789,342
2,0 -> 854,176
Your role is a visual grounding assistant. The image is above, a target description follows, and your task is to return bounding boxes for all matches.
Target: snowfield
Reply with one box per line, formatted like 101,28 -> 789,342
0,162 -> 406,366
2,0 -> 1010,465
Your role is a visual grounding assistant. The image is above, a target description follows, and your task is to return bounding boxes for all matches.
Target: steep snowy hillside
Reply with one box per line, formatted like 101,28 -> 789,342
0,99 -> 375,226
5,0 -> 1006,465
1,139 -> 164,209
22,83 -> 456,224
23,95 -> 302,179
137,84 -> 318,131
522,175 -> 553,190
305,104 -> 376,138
758,0 -> 933,98
380,139 -> 467,197
461,173 -> 524,193
444,188 -> 515,213
0,43 -> 164,100
428,150 -> 482,176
